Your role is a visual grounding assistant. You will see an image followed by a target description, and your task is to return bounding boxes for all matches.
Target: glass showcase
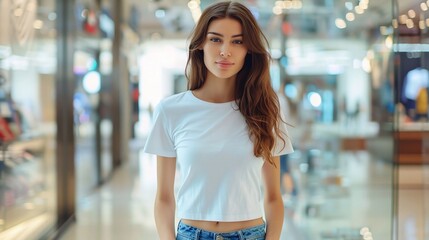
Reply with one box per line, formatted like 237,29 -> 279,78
0,0 -> 58,238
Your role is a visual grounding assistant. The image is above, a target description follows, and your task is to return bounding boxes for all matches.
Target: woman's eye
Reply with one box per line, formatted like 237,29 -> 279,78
233,40 -> 243,44
210,38 -> 221,42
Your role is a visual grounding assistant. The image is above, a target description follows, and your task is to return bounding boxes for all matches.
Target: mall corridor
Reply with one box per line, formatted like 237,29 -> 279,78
1,0 -> 429,239
59,139 -> 159,240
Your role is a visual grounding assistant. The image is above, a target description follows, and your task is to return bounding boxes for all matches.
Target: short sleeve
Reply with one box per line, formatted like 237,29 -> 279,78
143,102 -> 176,157
273,110 -> 294,156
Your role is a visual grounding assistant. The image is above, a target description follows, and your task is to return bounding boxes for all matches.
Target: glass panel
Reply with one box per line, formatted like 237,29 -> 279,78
0,0 -> 57,237
274,1 -> 395,239
394,1 -> 429,239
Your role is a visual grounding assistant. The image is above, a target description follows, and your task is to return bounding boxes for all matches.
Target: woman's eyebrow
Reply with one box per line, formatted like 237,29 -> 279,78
207,32 -> 243,38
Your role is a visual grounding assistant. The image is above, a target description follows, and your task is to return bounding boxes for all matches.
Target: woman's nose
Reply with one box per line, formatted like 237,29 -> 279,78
220,44 -> 231,57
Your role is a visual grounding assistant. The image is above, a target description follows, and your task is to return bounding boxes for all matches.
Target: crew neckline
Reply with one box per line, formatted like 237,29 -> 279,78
188,90 -> 236,105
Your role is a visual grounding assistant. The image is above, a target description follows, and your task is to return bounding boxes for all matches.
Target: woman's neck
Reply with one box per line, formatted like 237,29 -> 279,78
193,77 -> 236,103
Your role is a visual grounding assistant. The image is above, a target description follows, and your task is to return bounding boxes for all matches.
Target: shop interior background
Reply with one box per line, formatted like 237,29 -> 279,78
0,0 -> 428,239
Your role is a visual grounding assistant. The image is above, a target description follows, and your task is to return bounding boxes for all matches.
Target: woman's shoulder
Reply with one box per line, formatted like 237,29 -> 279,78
155,91 -> 192,113
159,91 -> 189,106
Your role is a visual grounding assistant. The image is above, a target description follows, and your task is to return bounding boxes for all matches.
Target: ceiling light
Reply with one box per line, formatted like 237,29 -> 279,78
188,0 -> 199,10
426,18 -> 429,27
273,6 -> 282,15
33,20 -> 44,29
408,9 -> 416,18
355,6 -> 364,14
346,12 -> 355,21
399,14 -> 408,24
406,19 -> 414,28
188,0 -> 201,22
359,0 -> 369,10
421,3 -> 428,11
419,20 -> 426,29
335,18 -> 347,29
345,2 -> 353,11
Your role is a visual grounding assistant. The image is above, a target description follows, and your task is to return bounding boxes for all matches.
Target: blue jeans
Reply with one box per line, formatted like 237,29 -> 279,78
176,220 -> 266,240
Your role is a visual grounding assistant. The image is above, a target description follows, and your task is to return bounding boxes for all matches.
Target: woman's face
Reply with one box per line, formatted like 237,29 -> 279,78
202,18 -> 248,82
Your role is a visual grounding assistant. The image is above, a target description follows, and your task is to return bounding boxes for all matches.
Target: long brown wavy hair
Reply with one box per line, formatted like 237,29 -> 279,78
185,1 -> 285,166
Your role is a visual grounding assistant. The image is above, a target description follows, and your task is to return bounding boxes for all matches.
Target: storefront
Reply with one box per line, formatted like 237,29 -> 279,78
393,1 -> 429,240
0,0 -> 59,238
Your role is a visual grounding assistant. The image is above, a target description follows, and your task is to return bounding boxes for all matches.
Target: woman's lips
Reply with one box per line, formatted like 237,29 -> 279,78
216,60 -> 234,68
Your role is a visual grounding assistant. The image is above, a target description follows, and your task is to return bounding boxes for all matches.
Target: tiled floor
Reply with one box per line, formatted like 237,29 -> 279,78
60,140 -> 158,240
59,138 -> 428,240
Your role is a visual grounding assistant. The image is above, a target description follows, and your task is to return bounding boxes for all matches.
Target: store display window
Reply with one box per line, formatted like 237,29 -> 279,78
0,0 -> 58,237
396,52 -> 429,123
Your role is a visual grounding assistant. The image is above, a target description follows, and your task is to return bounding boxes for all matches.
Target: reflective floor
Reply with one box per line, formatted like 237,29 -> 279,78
59,138 -> 428,240
60,139 -> 158,240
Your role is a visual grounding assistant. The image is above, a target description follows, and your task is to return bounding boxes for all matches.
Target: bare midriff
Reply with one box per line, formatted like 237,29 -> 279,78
181,217 -> 264,233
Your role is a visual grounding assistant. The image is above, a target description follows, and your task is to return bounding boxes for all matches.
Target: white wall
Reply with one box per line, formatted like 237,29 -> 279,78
138,39 -> 188,109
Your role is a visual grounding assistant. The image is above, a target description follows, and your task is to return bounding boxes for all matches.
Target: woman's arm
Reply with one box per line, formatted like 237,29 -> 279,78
262,156 -> 284,240
154,156 -> 177,240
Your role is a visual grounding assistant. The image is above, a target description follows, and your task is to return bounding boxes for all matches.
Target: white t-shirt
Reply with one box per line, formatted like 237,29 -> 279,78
143,90 -> 293,221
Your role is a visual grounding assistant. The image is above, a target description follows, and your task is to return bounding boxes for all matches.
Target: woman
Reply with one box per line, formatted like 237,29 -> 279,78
144,1 -> 293,239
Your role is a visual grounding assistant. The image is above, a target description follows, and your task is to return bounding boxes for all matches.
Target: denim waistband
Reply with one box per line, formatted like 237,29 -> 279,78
176,220 -> 266,240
